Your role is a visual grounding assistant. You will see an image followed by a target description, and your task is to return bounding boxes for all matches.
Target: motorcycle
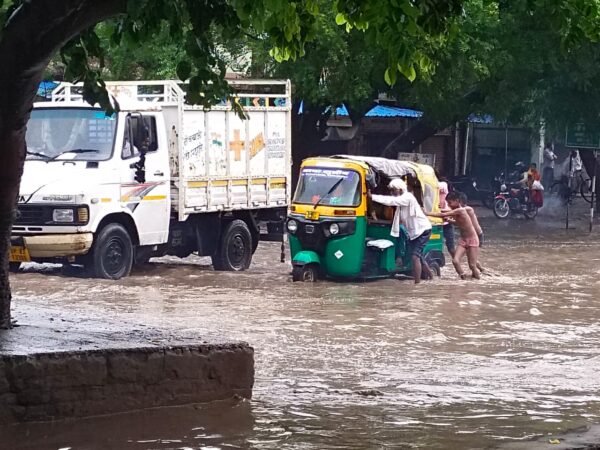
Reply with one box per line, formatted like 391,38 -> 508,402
448,175 -> 495,208
493,182 -> 538,219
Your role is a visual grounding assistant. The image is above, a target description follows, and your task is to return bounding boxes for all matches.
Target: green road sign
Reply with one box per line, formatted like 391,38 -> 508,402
566,123 -> 600,148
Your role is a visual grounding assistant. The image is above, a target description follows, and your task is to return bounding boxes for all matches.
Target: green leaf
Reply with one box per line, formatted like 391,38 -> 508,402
176,60 -> 192,81
399,63 -> 416,82
400,2 -> 419,19
335,13 -> 346,25
384,67 -> 397,86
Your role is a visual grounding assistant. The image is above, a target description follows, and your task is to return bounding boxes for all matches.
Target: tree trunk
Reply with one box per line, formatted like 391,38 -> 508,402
0,0 -> 127,328
0,128 -> 25,329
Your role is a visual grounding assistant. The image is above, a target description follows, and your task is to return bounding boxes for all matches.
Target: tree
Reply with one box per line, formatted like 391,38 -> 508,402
0,0 -> 463,328
380,0 -> 600,156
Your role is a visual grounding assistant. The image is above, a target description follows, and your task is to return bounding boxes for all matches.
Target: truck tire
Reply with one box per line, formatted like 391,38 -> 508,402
90,223 -> 134,279
212,219 -> 253,271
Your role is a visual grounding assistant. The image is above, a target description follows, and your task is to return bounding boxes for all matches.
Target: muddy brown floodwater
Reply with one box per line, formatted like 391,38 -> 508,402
2,209 -> 600,449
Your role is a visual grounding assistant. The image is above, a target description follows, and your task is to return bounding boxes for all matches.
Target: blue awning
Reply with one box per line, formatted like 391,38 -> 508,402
324,104 -> 349,117
365,105 -> 423,118
37,81 -> 58,99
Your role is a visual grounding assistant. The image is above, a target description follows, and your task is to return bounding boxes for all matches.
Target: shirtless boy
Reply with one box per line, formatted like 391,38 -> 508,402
428,192 -> 480,279
459,193 -> 485,273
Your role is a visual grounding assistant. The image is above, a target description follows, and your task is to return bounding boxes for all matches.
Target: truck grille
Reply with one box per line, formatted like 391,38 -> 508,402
15,205 -> 51,225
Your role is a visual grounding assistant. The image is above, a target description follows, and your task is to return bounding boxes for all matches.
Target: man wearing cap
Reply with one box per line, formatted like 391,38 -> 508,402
368,178 -> 433,284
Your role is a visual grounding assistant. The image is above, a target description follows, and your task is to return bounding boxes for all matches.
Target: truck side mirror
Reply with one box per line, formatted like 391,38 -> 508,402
127,114 -> 147,183
132,116 -> 150,154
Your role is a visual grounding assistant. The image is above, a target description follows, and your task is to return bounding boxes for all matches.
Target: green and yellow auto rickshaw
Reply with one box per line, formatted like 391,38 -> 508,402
286,155 -> 445,282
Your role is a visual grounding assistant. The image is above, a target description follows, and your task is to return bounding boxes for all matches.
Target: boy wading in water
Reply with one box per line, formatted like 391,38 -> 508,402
459,193 -> 485,274
428,192 -> 480,280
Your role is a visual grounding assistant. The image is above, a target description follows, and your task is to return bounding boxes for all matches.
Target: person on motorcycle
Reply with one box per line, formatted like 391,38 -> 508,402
509,161 -> 527,184
515,162 -> 536,205
521,163 -> 541,189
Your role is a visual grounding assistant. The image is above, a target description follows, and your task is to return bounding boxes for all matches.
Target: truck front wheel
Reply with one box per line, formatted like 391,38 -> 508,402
212,219 -> 253,271
90,223 -> 134,280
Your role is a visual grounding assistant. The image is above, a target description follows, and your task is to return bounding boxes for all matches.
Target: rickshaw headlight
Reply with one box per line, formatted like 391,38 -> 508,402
501,184 -> 507,191
329,223 -> 340,235
287,219 -> 298,233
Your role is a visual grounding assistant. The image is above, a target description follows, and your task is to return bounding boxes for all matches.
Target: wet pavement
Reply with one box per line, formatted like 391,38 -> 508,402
2,203 -> 600,449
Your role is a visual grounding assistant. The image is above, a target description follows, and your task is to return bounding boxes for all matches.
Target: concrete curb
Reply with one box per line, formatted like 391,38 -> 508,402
0,343 -> 254,422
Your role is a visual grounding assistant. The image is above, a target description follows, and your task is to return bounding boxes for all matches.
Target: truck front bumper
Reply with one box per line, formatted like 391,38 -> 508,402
11,233 -> 94,259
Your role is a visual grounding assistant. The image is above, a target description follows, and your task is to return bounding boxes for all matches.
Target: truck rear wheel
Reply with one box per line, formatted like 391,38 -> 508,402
90,223 -> 134,280
212,219 -> 253,271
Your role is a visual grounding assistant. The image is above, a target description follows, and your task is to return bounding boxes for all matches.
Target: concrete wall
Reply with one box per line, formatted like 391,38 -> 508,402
0,343 -> 254,422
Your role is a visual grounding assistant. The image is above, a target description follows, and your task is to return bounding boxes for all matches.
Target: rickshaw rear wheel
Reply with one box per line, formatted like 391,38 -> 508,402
292,264 -> 318,282
428,261 -> 441,277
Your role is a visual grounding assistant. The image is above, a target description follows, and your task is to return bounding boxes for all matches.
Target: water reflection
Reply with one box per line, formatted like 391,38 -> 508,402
4,215 -> 600,449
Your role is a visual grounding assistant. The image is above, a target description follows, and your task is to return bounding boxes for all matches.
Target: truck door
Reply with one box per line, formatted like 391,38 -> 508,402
120,113 -> 170,245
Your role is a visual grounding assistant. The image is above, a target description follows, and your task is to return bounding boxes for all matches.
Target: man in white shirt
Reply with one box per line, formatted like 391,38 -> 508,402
369,178 -> 433,284
542,144 -> 557,189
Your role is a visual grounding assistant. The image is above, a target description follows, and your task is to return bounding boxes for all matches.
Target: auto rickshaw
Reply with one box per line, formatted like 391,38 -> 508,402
287,155 -> 445,282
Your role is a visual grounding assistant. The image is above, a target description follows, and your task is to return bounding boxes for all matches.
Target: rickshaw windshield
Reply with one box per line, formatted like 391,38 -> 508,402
294,166 -> 361,207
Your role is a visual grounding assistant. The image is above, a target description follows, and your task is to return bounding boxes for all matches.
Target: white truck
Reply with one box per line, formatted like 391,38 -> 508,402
10,79 -> 291,279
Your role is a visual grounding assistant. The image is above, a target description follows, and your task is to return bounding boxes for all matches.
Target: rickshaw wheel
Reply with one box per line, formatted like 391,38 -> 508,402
292,265 -> 318,282
428,261 -> 441,277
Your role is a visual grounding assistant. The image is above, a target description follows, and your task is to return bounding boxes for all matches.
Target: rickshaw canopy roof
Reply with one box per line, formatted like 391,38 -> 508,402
331,155 -> 426,179
330,155 -> 442,219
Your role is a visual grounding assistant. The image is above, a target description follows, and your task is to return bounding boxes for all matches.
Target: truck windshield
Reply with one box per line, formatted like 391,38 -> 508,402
26,108 -> 117,161
294,167 -> 361,207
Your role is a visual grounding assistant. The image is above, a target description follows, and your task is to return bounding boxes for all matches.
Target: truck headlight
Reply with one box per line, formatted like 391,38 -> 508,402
329,223 -> 340,235
287,219 -> 298,233
53,208 -> 74,223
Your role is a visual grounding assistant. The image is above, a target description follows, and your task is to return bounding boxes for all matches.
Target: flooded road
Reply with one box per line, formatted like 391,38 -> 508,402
3,211 -> 600,449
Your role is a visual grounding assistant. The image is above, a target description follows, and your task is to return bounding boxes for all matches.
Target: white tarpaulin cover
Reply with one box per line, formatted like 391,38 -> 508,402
332,155 -> 416,178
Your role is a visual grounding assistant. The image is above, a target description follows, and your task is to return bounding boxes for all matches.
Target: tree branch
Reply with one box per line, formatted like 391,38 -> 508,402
0,0 -> 127,128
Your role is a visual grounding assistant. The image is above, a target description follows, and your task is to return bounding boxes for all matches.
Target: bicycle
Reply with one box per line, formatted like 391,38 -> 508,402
550,171 -> 593,205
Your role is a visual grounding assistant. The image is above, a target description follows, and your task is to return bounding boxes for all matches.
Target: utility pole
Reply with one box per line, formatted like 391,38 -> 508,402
454,122 -> 461,176
591,150 -> 598,232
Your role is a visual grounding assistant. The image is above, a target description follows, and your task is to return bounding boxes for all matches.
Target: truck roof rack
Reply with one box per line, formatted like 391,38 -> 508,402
50,79 -> 291,110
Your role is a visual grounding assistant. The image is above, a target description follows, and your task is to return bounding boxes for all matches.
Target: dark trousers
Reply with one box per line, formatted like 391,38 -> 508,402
443,223 -> 455,254
542,167 -> 554,190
